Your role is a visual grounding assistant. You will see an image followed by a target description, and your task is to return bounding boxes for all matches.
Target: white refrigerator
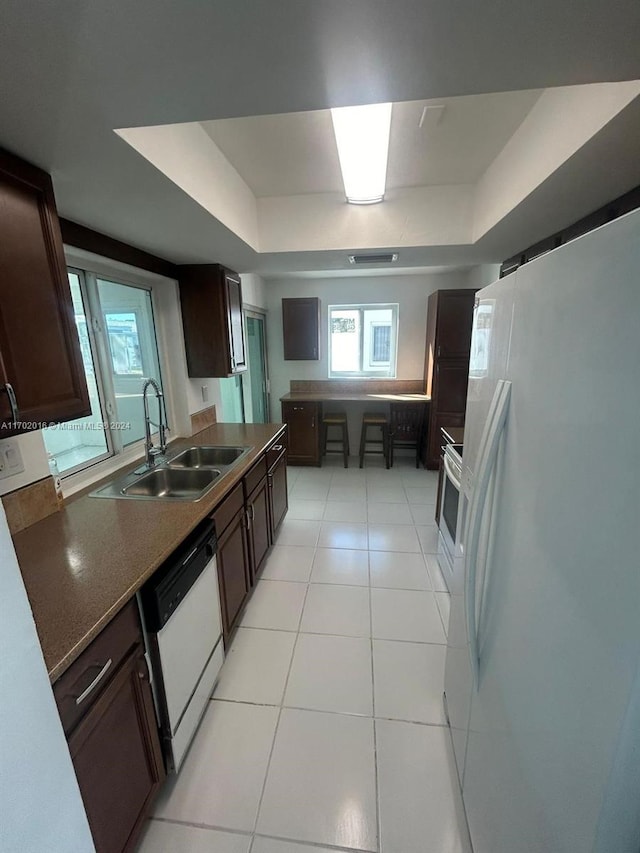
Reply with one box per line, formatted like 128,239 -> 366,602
444,208 -> 640,853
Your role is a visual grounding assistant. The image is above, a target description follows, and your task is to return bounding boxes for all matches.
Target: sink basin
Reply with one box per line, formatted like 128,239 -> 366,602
167,446 -> 248,469
121,467 -> 221,500
90,444 -> 252,501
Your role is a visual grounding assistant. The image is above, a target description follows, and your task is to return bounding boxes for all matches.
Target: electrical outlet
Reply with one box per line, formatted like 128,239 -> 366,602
0,440 -> 25,480
201,385 -> 209,403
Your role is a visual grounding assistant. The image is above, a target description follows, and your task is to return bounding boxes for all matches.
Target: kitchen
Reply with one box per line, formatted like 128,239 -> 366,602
2,3 -> 640,853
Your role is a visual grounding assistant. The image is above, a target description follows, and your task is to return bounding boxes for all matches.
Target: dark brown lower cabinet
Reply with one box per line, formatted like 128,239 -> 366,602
268,449 -> 288,537
281,401 -> 321,465
246,474 -> 271,584
68,647 -> 164,853
215,505 -> 251,642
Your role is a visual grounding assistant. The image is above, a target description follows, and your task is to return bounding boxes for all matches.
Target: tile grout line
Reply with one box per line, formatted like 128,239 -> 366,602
212,697 -> 449,729
248,526 -> 315,845
367,529 -> 383,853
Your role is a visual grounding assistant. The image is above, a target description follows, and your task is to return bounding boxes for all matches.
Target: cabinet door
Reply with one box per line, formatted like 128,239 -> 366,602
281,402 -> 320,465
268,451 -> 288,537
178,264 -> 246,378
434,291 -> 476,359
68,648 -> 164,853
282,298 -> 320,360
216,508 -> 251,641
225,272 -> 247,373
0,150 -> 90,435
433,360 -> 470,414
246,476 -> 271,583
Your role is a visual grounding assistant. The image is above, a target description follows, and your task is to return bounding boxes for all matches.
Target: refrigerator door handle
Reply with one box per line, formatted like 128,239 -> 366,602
464,379 -> 512,686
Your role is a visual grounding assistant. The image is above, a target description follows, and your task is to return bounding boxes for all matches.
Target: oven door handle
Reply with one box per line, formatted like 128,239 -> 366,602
443,452 -> 462,491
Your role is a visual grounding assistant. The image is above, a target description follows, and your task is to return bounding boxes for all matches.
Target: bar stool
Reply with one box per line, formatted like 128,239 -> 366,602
389,403 -> 426,468
321,412 -> 350,468
359,412 -> 390,468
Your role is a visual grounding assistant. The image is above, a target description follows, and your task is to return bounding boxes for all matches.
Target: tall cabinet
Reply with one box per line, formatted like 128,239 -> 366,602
423,289 -> 477,468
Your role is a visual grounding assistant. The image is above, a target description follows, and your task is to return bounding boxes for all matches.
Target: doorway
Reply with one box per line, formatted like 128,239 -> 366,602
243,312 -> 269,423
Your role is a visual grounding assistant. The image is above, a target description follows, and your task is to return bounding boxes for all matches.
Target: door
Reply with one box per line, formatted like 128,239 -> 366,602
220,375 -> 245,423
243,313 -> 269,423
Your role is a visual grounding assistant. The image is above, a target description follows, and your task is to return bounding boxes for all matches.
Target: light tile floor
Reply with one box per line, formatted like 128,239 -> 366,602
138,456 -> 472,853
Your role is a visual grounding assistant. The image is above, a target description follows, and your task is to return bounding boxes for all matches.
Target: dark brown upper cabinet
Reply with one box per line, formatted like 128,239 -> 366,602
282,297 -> 320,360
179,264 -> 247,377
0,149 -> 90,436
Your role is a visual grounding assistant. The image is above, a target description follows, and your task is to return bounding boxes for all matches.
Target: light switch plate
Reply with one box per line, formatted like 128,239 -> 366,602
0,440 -> 25,480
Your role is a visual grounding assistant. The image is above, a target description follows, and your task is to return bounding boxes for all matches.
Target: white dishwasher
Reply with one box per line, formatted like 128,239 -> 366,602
139,518 -> 224,773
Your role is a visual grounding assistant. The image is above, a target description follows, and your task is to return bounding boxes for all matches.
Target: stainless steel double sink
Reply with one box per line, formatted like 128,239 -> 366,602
90,446 -> 251,501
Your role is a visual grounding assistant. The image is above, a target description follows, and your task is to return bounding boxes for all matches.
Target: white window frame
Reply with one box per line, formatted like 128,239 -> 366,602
50,247 -> 182,496
328,303 -> 399,379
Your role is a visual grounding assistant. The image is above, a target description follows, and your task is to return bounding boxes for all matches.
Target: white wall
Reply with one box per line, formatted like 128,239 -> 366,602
258,184 -> 474,253
467,263 -> 501,290
265,268 -> 475,443
241,272 -> 267,311
0,503 -> 95,852
473,81 -> 640,241
116,122 -> 260,250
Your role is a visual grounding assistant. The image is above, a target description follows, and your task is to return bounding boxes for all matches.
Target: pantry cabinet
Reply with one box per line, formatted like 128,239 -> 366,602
179,264 -> 247,377
0,148 -> 90,436
424,289 -> 476,468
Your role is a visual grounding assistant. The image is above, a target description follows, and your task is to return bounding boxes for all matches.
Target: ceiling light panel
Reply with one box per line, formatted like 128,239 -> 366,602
331,102 -> 392,204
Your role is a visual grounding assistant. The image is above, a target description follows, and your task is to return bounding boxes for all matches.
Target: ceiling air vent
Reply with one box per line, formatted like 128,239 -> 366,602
348,253 -> 399,265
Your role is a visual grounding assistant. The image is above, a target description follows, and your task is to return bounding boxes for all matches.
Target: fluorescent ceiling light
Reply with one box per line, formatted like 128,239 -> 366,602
331,102 -> 392,204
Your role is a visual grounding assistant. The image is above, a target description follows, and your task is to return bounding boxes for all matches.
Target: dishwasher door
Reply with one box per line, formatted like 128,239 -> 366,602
156,554 -> 222,767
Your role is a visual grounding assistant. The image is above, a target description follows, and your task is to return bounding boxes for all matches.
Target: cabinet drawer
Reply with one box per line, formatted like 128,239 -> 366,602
267,432 -> 287,471
244,455 -> 268,497
212,481 -> 244,537
54,599 -> 141,736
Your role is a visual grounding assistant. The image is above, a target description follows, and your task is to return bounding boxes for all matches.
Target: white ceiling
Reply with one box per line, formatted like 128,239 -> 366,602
201,90 -> 542,198
0,0 -> 639,274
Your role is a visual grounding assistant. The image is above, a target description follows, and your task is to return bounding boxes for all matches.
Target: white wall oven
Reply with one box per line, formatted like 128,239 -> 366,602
437,443 -> 462,589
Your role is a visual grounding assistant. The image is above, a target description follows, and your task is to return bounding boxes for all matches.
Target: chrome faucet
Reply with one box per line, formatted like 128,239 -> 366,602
142,378 -> 168,468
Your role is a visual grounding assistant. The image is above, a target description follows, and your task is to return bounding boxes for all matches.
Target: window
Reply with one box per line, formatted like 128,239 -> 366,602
328,303 -> 398,378
43,268 -> 164,475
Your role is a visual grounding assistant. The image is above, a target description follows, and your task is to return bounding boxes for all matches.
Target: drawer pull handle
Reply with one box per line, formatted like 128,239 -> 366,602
75,659 -> 112,705
271,445 -> 283,452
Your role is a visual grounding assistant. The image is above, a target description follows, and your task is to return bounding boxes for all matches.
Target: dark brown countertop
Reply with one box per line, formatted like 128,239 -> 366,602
13,422 -> 285,683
